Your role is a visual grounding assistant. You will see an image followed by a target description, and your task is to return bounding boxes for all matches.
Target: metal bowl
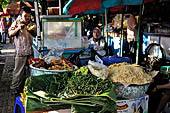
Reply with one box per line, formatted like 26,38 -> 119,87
30,64 -> 78,76
114,83 -> 150,99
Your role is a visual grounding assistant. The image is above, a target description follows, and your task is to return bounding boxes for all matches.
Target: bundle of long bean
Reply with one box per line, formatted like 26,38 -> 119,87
47,67 -> 113,98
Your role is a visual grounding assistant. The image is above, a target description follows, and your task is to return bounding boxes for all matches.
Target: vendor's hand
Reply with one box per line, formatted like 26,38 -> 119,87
94,46 -> 99,50
152,85 -> 160,93
18,23 -> 25,30
94,45 -> 100,50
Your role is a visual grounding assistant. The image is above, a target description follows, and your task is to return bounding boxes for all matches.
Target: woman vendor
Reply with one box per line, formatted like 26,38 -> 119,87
89,27 -> 107,59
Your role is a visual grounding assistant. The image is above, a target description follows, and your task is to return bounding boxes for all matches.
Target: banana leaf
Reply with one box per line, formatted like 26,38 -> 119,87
26,87 -> 116,113
25,70 -> 117,113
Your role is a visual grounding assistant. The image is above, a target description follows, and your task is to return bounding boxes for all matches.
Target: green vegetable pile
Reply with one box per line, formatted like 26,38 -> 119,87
64,67 -> 113,96
25,67 -> 117,113
26,67 -> 113,98
52,67 -> 113,97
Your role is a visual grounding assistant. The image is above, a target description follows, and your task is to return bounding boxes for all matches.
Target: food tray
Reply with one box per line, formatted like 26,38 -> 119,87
30,64 -> 78,76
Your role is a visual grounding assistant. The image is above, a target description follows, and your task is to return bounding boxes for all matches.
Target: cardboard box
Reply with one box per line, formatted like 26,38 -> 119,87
116,95 -> 149,113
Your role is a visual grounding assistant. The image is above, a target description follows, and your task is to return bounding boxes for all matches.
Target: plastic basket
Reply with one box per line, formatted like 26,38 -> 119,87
102,55 -> 131,66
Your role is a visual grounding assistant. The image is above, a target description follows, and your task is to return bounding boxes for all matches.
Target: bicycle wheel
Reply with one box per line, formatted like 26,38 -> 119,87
145,43 -> 166,71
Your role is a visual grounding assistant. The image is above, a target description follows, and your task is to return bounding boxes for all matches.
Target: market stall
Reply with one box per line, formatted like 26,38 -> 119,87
33,15 -> 91,65
18,66 -> 117,113
10,0 -> 162,112
13,57 -> 156,113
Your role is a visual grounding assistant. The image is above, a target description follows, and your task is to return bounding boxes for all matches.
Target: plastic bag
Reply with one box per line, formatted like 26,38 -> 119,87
88,60 -> 109,80
67,50 -> 83,68
88,60 -> 107,69
44,47 -> 64,64
81,36 -> 90,49
47,47 -> 64,56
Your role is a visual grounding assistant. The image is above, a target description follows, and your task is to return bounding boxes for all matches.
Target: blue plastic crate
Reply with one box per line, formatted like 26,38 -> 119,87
102,55 -> 131,66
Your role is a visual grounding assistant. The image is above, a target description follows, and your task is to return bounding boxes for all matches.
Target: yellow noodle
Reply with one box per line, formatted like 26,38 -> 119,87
108,64 -> 154,86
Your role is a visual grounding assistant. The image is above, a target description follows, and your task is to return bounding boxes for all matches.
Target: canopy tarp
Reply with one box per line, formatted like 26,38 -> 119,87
63,0 -> 155,15
11,0 -> 41,2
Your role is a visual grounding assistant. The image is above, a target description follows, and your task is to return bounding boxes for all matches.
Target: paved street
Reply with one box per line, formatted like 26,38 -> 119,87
0,43 -> 15,113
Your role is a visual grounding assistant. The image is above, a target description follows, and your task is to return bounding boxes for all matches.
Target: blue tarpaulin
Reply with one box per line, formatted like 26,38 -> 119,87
103,0 -> 143,8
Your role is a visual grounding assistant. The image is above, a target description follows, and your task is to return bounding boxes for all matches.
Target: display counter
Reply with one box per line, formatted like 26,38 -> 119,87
19,62 -> 152,113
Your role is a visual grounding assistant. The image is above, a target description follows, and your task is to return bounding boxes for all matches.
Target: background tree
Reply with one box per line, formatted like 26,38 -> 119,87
0,0 -> 9,9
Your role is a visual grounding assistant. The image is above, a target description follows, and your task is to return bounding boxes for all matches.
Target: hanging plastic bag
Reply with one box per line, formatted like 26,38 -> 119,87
81,36 -> 90,49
